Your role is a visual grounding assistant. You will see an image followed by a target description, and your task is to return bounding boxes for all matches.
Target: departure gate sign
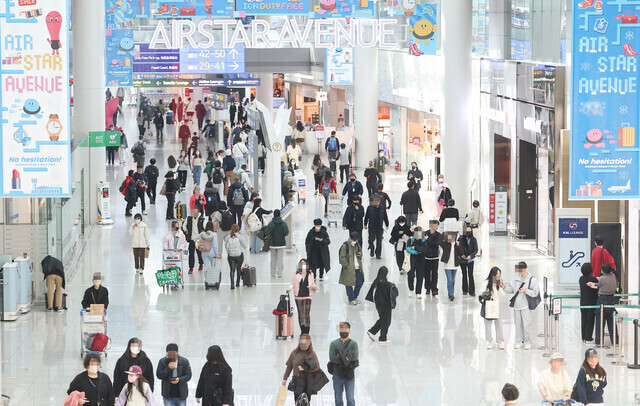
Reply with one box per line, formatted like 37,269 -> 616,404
571,1 -> 640,199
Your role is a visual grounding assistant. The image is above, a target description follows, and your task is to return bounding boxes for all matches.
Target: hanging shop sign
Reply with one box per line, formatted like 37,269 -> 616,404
235,0 -> 310,16
571,2 -> 640,199
313,0 -> 375,19
153,0 -> 233,19
407,4 -> 437,56
326,47 -> 353,85
0,0 -> 72,197
555,209 -> 591,286
133,44 -> 245,74
133,77 -> 261,87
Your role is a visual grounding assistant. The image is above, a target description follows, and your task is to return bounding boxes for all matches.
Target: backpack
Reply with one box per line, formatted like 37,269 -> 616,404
197,237 -> 212,252
205,191 -> 220,211
328,136 -> 338,150
232,187 -> 245,206
316,166 -> 327,177
132,141 -> 144,156
226,235 -> 242,256
220,210 -> 234,231
125,180 -> 137,202
119,179 -> 127,194
322,181 -> 332,197
390,283 -> 399,309
212,168 -> 223,184
247,212 -> 262,232
283,171 -> 294,187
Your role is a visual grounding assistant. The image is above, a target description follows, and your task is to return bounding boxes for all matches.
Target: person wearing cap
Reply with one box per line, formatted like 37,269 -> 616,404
156,343 -> 192,406
504,261 -> 540,350
81,273 -> 109,310
116,365 -> 155,406
133,164 -> 149,215
113,338 -> 155,397
163,171 -> 181,220
144,158 -> 160,205
68,353 -> 115,406
305,219 -> 331,281
537,353 -> 572,402
576,348 -> 607,406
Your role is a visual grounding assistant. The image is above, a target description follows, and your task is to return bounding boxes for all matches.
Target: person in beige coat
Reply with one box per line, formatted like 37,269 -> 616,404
129,213 -> 150,275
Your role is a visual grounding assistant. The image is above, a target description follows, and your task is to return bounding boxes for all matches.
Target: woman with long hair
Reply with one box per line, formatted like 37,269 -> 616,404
576,348 -> 607,405
112,338 -> 155,397
195,346 -> 233,405
282,334 -> 328,405
311,154 -> 326,195
287,259 -> 317,334
224,224 -> 247,289
365,266 -> 396,343
192,148 -> 205,186
286,138 -> 302,167
319,170 -> 336,217
480,266 -> 506,349
116,365 -> 155,406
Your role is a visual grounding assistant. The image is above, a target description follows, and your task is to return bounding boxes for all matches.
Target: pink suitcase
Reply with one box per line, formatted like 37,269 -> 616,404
275,293 -> 295,340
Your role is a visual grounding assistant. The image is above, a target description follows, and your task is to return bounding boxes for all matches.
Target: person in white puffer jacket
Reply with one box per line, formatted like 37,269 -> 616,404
129,213 -> 150,275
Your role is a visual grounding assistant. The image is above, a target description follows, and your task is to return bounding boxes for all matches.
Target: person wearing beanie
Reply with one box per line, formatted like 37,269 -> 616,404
579,263 -> 598,343
81,272 -> 109,310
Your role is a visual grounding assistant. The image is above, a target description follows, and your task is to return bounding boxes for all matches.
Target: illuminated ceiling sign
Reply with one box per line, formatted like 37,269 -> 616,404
149,19 -> 400,50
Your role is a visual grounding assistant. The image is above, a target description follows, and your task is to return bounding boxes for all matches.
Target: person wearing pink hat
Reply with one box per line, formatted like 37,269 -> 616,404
116,365 -> 156,406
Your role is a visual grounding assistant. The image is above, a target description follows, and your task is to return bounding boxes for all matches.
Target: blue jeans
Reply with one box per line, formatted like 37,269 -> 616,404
345,269 -> 364,302
251,231 -> 261,252
163,398 -> 186,406
193,165 -> 202,186
445,268 -> 457,297
234,156 -> 245,169
332,374 -> 355,406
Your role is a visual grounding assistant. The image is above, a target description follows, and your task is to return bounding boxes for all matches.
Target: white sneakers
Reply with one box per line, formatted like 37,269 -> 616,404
416,294 -> 422,299
367,331 -> 376,341
487,343 -> 493,350
142,211 -> 148,215
524,343 -> 532,350
408,292 -> 413,298
514,342 -> 524,349
135,268 -> 144,275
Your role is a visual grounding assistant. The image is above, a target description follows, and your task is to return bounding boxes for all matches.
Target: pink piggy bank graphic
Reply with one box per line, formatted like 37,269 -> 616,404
585,128 -> 605,149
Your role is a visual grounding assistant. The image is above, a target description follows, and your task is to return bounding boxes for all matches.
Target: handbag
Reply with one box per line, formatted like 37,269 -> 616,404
526,277 -> 541,310
180,1 -> 196,16
401,252 -> 411,273
509,282 -> 525,308
287,375 -> 298,391
484,300 -> 499,319
145,247 -> 150,258
159,183 -> 167,196
615,10 -> 638,24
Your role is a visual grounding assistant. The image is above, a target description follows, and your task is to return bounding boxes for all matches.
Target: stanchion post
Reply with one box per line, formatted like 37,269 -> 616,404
608,313 -> 618,358
628,319 -> 639,369
539,277 -> 548,339
612,316 -> 628,366
599,303 -> 605,349
554,314 -> 560,354
540,292 -> 550,351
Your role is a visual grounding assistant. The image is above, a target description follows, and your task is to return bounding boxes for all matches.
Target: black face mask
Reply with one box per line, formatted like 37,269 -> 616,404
339,332 -> 349,339
350,179 -> 356,183
412,166 -> 416,170
466,232 -> 472,237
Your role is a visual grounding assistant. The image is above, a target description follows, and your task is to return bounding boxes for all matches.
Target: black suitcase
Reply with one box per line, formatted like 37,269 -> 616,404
330,159 -> 337,173
242,265 -> 256,287
45,291 -> 67,310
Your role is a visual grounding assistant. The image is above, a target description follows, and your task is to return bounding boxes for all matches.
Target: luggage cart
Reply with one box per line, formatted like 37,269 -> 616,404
156,265 -> 184,292
161,249 -> 185,291
80,309 -> 108,359
326,193 -> 342,227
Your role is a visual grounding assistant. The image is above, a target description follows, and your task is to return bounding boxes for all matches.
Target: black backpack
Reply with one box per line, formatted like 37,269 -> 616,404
205,191 -> 220,211
220,210 -> 233,231
212,168 -> 223,184
132,141 -> 145,156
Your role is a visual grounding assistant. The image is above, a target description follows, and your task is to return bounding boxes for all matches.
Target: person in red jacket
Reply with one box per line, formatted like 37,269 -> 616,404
591,236 -> 616,278
195,100 -> 207,131
179,123 -> 190,151
319,171 -> 337,217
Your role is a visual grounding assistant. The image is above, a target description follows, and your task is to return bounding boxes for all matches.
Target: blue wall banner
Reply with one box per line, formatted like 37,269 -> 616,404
235,0 -> 310,16
106,0 -> 150,23
153,0 -> 233,18
407,4 -> 437,56
571,1 -> 640,199
313,0 -> 375,18
326,47 -> 353,85
0,0 -> 72,197
105,28 -> 135,86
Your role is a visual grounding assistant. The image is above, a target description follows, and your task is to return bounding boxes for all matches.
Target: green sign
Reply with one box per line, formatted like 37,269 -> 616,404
89,131 -> 120,147
156,267 -> 181,286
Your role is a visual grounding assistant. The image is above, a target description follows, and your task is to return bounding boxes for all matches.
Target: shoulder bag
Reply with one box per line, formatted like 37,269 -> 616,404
526,277 -> 542,310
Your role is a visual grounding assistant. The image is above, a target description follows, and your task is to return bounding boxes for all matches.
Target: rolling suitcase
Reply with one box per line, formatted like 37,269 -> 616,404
176,202 -> 187,220
329,159 -> 337,173
166,111 -> 174,125
275,293 -> 294,340
45,291 -> 67,310
241,265 -> 256,287
204,259 -> 221,290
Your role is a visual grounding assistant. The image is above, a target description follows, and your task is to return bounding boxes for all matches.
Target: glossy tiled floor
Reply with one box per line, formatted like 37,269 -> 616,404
2,107 -> 639,405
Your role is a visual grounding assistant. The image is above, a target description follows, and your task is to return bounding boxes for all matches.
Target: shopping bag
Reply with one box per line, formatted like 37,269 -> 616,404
401,253 -> 411,274
615,10 -> 638,24
145,248 -> 150,258
618,123 -> 635,147
276,385 -> 287,406
484,300 -> 499,320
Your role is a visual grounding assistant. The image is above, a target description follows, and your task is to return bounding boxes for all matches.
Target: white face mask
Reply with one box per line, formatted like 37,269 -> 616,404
398,222 -> 405,227
130,346 -> 141,355
379,153 -> 383,157
315,226 -> 321,231
134,219 -> 141,224
350,240 -> 356,246
93,280 -> 101,287
88,365 -> 99,374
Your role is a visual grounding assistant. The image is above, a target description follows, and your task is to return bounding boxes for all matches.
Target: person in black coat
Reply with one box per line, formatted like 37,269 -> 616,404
196,345 -> 233,405
341,173 -> 364,205
81,272 -> 109,310
389,216 -> 412,274
366,266 -> 396,343
458,225 -> 479,296
439,199 -> 460,223
424,220 -> 442,296
407,162 -> 423,191
364,195 -> 389,259
305,219 -> 331,280
376,184 -> 392,210
113,337 -> 155,397
42,255 -> 66,310
399,181 -> 423,227
579,263 -> 598,343
156,343 -> 192,403
226,177 -> 249,226
164,171 -> 181,220
144,158 -> 160,205
342,197 -> 365,247
406,227 -> 429,298
68,354 -> 114,406
363,161 -> 382,203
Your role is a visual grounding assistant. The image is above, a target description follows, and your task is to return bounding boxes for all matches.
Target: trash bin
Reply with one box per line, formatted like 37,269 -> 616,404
1,263 -> 19,321
14,256 -> 33,313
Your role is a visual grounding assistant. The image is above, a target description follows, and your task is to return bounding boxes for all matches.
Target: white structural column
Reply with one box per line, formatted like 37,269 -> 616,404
256,72 -> 274,120
354,45 -> 379,169
441,0 -> 473,214
73,0 -> 106,224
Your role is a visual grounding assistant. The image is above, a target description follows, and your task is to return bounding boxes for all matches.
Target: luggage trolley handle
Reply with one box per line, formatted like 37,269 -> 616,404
286,291 -> 293,317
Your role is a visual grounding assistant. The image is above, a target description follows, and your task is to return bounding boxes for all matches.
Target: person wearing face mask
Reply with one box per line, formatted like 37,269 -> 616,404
342,197 -> 364,247
156,343 -> 192,406
282,334 -> 328,405
113,338 -> 155,398
129,213 -> 150,275
400,181 -> 423,227
458,225 -> 478,296
407,162 -> 423,191
339,232 -> 364,306
81,272 -> 109,310
163,171 -> 181,221
163,221 -> 188,252
389,216 -> 412,274
363,161 -> 382,204
424,220 -> 441,296
376,184 -> 392,210
366,266 -> 397,344
440,231 -> 463,301
222,150 -> 236,195
305,219 -> 331,281
177,150 -> 189,188
191,149 -> 204,186
195,345 -> 233,406
363,195 -> 389,259
116,365 -> 155,406
503,262 -> 540,350
341,174 -> 363,206
480,266 -> 506,350
435,174 -> 452,217
576,348 -> 607,406
287,260 -> 317,334
328,322 -> 359,406
67,354 -> 114,406
406,226 -> 429,299
372,149 -> 389,183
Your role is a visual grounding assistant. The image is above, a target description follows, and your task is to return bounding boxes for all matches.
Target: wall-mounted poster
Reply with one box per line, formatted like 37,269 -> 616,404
105,29 -> 135,86
153,0 -> 233,18
571,1 -> 640,199
235,0 -> 310,16
105,0 -> 150,23
0,0 -> 72,197
313,0 -> 375,18
326,47 -> 353,85
407,4 -> 437,56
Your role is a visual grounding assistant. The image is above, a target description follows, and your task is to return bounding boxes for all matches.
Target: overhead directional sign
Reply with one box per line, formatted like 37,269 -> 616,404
133,78 -> 261,87
133,44 -> 244,74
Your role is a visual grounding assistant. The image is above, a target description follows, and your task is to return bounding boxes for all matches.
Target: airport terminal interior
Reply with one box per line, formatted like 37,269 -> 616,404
1,0 -> 640,405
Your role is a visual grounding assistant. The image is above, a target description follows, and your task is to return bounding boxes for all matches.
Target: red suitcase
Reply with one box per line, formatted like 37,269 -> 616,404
275,293 -> 294,340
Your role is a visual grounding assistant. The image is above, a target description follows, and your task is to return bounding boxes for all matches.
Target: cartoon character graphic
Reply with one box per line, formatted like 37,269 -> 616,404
584,128 -> 605,148
204,0 -> 213,16
321,0 -> 336,12
408,10 -> 437,44
23,99 -> 41,115
401,0 -> 416,16
45,11 -> 63,55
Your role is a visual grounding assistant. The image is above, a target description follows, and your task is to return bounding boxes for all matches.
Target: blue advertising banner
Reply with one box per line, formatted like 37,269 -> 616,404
105,29 -> 135,86
153,0 -> 233,18
0,0 -> 72,197
326,47 -> 353,85
571,1 -> 640,199
407,4 -> 437,56
235,0 -> 310,16
313,0 -> 375,18
106,0 -> 150,23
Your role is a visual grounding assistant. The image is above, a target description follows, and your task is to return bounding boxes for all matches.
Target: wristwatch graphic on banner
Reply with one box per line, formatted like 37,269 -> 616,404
46,114 -> 63,141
